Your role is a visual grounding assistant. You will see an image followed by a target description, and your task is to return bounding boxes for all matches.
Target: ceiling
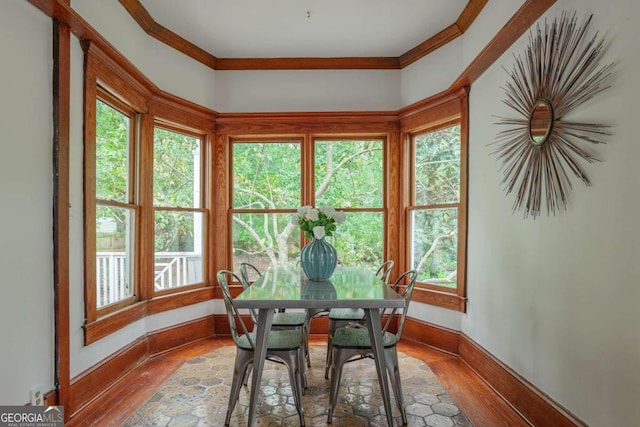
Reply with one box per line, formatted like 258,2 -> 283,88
120,0 -> 485,69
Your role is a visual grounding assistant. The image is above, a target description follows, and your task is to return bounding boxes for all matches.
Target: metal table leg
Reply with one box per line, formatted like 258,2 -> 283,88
365,308 -> 395,427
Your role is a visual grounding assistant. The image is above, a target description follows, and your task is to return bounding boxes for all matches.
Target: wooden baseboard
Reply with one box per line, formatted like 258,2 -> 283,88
68,336 -> 148,418
403,316 -> 460,355
148,316 -> 215,356
459,334 -> 587,427
64,312 -> 585,427
66,315 -> 215,421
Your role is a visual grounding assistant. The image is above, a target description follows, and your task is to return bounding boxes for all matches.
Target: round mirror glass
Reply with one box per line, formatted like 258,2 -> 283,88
528,99 -> 554,145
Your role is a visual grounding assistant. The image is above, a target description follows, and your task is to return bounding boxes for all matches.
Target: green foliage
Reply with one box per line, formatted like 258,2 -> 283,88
412,208 -> 457,286
414,125 -> 460,205
315,140 -> 383,208
233,142 -> 301,208
410,125 -> 461,287
153,127 -> 201,252
153,127 -> 200,207
231,140 -> 385,270
331,212 -> 383,268
96,100 -> 129,203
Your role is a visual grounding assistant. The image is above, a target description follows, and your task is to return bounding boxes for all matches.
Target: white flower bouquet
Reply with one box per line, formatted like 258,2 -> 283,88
293,206 -> 346,239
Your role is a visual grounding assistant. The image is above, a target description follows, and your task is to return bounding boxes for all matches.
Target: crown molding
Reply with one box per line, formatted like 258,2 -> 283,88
119,0 -> 487,70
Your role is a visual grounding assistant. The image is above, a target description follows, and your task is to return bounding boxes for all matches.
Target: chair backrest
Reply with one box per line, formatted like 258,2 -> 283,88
217,270 -> 255,349
237,263 -> 262,323
382,270 -> 417,340
239,262 -> 262,286
375,260 -> 395,285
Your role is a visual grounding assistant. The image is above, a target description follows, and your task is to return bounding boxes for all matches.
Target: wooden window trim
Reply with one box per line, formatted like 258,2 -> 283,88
152,123 -> 208,296
83,43 -> 216,345
86,89 -> 141,321
311,136 -> 389,261
400,89 -> 469,312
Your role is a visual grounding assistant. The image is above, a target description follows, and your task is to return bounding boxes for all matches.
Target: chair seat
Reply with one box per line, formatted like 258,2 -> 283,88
237,329 -> 303,351
328,308 -> 365,321
272,311 -> 307,327
332,326 -> 399,349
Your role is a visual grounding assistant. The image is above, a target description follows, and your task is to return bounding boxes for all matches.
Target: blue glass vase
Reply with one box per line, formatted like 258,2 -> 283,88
300,237 -> 337,281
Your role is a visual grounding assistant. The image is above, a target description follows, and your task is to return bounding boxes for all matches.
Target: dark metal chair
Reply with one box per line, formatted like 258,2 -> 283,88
323,260 -> 395,378
217,270 -> 306,426
238,262 -> 309,385
326,269 -> 417,425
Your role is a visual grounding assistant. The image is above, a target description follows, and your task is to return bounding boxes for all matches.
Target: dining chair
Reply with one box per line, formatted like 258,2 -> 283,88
239,262 -> 262,287
326,269 -> 417,425
217,270 -> 307,426
238,262 -> 309,385
323,260 -> 395,378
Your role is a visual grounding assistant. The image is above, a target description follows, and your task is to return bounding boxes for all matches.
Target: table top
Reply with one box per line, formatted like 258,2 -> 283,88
233,266 -> 405,310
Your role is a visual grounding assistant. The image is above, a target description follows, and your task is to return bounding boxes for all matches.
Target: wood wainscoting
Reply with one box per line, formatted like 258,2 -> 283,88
65,316 -> 214,421
63,313 -> 585,426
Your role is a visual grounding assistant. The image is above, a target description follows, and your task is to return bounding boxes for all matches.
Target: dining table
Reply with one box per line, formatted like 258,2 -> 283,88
233,265 -> 406,427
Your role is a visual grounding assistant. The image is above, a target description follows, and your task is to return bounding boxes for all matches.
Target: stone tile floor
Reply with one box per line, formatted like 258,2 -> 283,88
124,344 -> 473,426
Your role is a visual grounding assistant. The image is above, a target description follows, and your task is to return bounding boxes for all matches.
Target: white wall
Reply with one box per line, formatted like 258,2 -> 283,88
400,37 -> 464,106
72,0 -> 217,111
0,1 -> 54,405
463,0 -> 640,425
213,69 -> 401,112
72,0 -> 403,113
5,0 -> 639,423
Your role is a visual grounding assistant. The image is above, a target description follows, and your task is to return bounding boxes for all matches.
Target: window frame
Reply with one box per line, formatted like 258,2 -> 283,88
92,89 -> 141,316
311,136 -> 387,265
228,137 -> 305,273
152,122 -> 208,296
400,90 -> 469,312
82,42 -> 215,344
408,120 -> 462,289
227,135 -> 389,273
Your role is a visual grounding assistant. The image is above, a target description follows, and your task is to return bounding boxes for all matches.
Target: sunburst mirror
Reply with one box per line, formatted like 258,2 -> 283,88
492,11 -> 615,218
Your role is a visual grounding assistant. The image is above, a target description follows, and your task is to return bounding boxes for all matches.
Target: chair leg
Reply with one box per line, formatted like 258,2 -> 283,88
324,318 -> 336,379
241,364 -> 252,387
298,345 -> 307,394
304,322 -> 311,368
300,325 -> 310,387
274,350 -> 306,427
304,312 -> 312,367
326,347 -> 340,423
327,347 -> 358,423
225,349 -> 253,426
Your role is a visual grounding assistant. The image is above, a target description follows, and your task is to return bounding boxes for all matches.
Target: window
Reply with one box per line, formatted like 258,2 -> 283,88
408,122 -> 466,307
410,124 -> 460,287
314,139 -> 385,268
231,139 -> 302,277
153,125 -> 205,292
83,43 -> 214,343
92,90 -> 139,314
230,137 -> 386,279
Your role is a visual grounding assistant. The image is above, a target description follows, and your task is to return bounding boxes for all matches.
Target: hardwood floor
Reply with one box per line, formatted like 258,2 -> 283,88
400,342 -> 529,427
68,337 -> 528,427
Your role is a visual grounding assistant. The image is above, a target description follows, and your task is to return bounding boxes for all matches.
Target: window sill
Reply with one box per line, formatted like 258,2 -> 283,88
84,287 -> 214,345
411,287 -> 467,312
